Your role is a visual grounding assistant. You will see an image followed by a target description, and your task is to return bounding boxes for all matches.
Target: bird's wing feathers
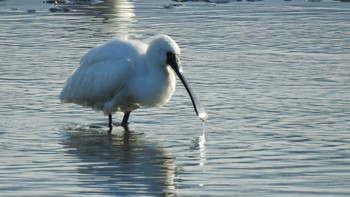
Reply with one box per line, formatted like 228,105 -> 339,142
59,39 -> 145,108
80,38 -> 146,68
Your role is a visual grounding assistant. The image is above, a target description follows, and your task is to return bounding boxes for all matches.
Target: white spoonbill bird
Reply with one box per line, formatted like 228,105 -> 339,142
59,35 -> 208,130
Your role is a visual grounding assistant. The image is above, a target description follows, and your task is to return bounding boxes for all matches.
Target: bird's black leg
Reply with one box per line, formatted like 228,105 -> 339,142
121,111 -> 131,128
108,114 -> 113,133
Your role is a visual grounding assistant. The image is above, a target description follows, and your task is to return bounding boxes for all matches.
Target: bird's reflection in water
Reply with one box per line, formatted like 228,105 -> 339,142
62,125 -> 177,196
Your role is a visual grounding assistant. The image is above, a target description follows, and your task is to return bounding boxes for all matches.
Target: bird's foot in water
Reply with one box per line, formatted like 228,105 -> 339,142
108,122 -> 129,134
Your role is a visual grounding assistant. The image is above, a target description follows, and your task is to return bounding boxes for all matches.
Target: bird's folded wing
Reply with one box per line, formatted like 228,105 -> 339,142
59,58 -> 134,105
59,39 -> 143,105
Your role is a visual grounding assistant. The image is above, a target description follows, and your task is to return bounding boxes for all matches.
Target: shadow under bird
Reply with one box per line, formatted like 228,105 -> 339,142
59,35 -> 208,130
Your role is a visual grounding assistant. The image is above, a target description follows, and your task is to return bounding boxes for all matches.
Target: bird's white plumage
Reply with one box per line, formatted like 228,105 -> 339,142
59,35 -> 180,115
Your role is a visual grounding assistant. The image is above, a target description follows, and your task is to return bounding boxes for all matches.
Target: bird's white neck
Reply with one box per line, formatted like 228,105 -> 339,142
131,61 -> 176,108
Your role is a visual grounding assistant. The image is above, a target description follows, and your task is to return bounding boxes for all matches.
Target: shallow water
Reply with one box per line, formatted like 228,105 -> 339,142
1,0 -> 350,196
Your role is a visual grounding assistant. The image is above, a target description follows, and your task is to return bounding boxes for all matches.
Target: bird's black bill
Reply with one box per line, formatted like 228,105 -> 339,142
176,71 -> 209,121
167,53 -> 208,121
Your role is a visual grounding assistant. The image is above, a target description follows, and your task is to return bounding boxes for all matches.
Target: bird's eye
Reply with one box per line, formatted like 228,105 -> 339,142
166,51 -> 176,66
167,51 -> 175,58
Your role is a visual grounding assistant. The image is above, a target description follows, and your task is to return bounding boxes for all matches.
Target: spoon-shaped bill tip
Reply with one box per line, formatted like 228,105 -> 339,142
198,111 -> 209,121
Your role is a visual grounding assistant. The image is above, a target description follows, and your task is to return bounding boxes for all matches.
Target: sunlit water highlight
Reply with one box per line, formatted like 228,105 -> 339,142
1,0 -> 350,196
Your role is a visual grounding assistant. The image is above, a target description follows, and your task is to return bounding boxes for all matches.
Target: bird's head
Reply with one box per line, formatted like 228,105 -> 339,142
147,35 -> 181,69
147,35 -> 208,121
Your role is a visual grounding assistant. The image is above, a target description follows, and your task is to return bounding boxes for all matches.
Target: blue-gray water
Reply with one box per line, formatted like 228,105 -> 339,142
1,0 -> 350,196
